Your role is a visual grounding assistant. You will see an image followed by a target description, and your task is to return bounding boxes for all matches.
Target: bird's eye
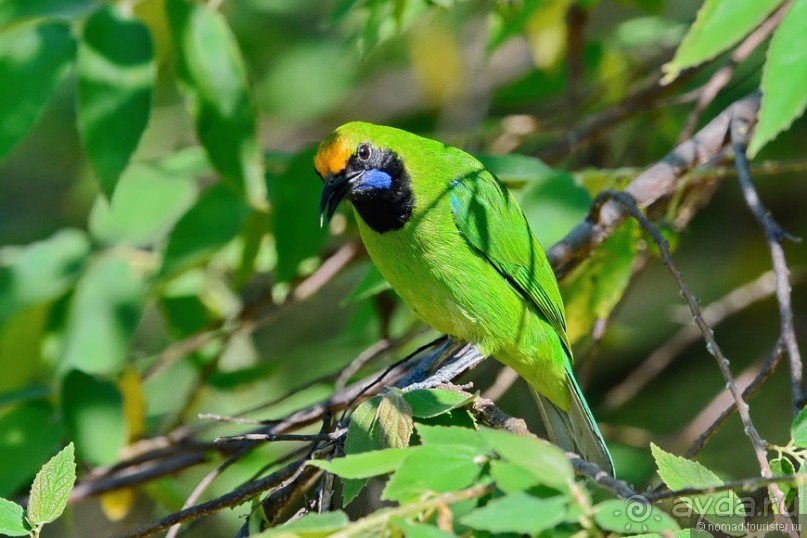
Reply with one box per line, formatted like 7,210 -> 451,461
357,143 -> 372,161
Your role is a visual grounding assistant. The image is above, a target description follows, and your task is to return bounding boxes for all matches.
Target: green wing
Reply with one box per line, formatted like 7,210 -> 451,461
449,170 -> 572,357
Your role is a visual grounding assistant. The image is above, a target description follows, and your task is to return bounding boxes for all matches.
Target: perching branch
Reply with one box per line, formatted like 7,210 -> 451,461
547,92 -> 761,279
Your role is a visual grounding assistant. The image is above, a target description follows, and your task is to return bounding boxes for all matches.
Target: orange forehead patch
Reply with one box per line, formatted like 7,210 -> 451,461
314,136 -> 351,179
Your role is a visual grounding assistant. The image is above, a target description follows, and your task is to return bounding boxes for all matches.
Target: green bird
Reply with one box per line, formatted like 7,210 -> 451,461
316,122 -> 613,474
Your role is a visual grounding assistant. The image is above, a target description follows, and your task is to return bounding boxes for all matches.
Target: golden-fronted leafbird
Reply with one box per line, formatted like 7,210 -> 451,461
315,122 -> 614,474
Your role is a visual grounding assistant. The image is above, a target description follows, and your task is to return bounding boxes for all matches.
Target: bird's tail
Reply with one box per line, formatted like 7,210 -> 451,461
531,368 -> 614,476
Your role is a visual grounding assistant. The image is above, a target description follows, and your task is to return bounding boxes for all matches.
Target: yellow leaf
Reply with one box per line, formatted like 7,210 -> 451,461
100,488 -> 135,522
525,0 -> 572,70
118,366 -> 146,441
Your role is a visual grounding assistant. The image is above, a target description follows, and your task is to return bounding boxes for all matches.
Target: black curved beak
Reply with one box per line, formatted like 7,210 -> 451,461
319,171 -> 352,227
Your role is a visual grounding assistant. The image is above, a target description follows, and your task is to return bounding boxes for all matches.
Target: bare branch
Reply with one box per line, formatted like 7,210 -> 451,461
547,92 -> 761,278
597,189 -> 793,535
730,114 -> 804,415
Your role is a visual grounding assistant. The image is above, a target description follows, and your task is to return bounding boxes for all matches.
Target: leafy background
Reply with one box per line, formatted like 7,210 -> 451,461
0,0 -> 806,536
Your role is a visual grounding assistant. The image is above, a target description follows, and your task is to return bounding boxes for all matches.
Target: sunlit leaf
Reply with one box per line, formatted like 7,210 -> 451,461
308,448 -> 411,479
391,518 -> 456,538
381,445 -> 480,502
166,0 -> 265,206
160,183 -> 250,277
27,443 -> 75,526
461,493 -> 567,534
0,20 -> 74,162
749,0 -> 807,157
256,510 -> 349,537
0,498 -> 28,537
88,162 -> 198,247
651,443 -> 745,532
59,255 -> 145,375
0,229 -> 89,326
341,396 -> 383,505
62,370 -> 126,467
78,5 -> 155,198
404,390 -> 476,419
481,428 -> 572,492
662,0 -> 783,83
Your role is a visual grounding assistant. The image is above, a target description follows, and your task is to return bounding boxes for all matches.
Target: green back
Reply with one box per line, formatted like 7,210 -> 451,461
448,170 -> 572,359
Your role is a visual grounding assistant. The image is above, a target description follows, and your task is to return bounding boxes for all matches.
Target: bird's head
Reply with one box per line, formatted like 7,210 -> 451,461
314,122 -> 414,233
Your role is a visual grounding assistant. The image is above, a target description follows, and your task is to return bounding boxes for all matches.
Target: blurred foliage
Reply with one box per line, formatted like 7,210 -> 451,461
0,0 -> 806,536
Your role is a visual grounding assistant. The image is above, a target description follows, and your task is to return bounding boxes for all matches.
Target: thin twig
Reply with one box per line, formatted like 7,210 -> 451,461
685,342 -> 784,459
604,270 -> 781,410
597,189 -> 793,533
215,431 -> 346,443
731,115 -> 804,415
110,457 -> 306,538
647,472 -> 807,502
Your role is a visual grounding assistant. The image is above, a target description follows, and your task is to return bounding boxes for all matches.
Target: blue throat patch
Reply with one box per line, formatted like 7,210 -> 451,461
356,168 -> 392,191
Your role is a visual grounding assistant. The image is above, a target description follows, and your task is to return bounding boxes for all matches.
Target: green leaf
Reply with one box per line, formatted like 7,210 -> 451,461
77,4 -> 155,198
161,183 -> 250,277
461,493 -> 567,534
0,20 -> 74,161
307,447 -> 411,478
769,457 -> 796,512
62,370 -> 126,467
382,445 -> 481,502
59,255 -> 145,375
404,389 -> 476,419
391,518 -> 456,538
269,148 -> 329,282
480,428 -> 572,492
27,443 -> 76,526
791,406 -> 807,448
651,443 -> 745,532
0,229 -> 90,326
256,510 -> 349,537
341,263 -> 391,305
750,0 -> 807,157
377,390 -> 414,449
88,162 -> 198,247
595,498 -> 679,534
662,0 -> 783,83
0,0 -> 93,23
342,396 -> 383,504
562,219 -> 639,345
0,498 -> 28,536
415,424 -> 489,453
799,461 -> 807,529
166,0 -> 265,206
490,460 -> 540,493
519,169 -> 591,247
0,404 -> 60,497
477,153 -> 555,188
